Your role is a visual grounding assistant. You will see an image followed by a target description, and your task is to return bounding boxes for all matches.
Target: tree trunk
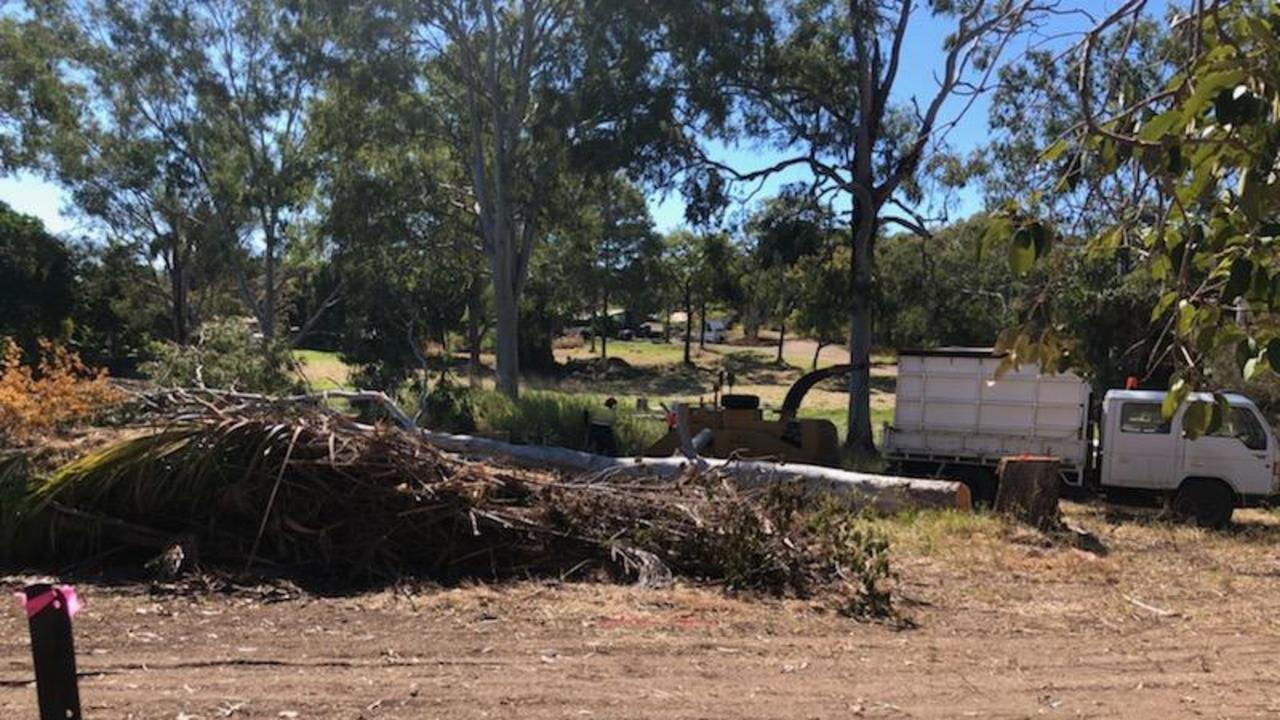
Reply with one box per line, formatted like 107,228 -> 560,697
262,231 -> 277,346
417,427 -> 971,514
664,306 -> 672,343
845,217 -> 876,456
467,275 -> 483,389
812,341 -> 825,371
491,250 -> 520,399
995,456 -> 1061,530
743,306 -> 760,342
698,298 -> 707,350
776,320 -> 785,364
600,288 -> 608,360
168,240 -> 190,346
682,280 -> 692,366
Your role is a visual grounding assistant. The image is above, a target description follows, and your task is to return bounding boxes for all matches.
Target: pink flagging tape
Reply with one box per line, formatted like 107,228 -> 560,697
13,586 -> 82,619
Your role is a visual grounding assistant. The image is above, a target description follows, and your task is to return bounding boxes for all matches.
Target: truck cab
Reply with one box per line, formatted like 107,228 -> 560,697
1100,390 -> 1280,526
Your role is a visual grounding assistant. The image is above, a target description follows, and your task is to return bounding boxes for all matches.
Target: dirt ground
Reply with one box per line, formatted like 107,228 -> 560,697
6,502 -> 1280,719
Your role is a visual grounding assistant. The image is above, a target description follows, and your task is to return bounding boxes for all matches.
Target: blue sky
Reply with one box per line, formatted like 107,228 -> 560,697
1,0 -> 1156,238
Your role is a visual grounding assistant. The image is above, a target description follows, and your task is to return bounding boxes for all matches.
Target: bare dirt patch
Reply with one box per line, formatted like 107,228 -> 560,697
6,501 -> 1280,718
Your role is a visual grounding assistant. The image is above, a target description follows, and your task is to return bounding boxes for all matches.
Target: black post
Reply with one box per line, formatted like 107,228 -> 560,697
20,584 -> 83,720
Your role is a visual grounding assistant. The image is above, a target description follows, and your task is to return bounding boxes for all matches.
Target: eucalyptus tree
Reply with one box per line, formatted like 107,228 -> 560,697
663,230 -> 703,366
0,6 -> 80,173
44,0 -> 331,353
1012,1 -> 1280,435
745,190 -> 835,363
584,175 -> 657,359
343,0 -> 684,398
664,0 -> 1054,454
984,15 -> 1173,239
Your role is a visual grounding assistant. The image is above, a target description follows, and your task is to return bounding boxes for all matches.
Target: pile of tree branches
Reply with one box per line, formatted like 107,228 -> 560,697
3,393 -> 895,615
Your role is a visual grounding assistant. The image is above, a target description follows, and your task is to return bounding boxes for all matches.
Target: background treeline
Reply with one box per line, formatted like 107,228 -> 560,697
2,0 -> 1277,447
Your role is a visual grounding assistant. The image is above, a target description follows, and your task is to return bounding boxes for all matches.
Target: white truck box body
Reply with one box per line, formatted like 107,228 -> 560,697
884,349 -> 1090,480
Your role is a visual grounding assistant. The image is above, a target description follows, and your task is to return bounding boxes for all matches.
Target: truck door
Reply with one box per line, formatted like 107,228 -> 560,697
1180,405 -> 1273,496
1105,401 -> 1178,489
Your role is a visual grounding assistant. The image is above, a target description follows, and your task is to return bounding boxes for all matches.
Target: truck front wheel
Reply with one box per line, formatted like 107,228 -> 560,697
1172,479 -> 1235,529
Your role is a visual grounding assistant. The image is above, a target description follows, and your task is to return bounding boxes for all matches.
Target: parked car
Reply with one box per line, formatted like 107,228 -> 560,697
702,320 -> 728,343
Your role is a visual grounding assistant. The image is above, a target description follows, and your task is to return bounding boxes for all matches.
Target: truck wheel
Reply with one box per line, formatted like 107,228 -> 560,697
1172,480 -> 1234,529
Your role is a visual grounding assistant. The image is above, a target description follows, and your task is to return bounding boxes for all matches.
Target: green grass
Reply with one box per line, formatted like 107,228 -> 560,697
466,388 -> 666,456
795,405 -> 893,444
292,349 -> 352,391
871,509 -> 1007,556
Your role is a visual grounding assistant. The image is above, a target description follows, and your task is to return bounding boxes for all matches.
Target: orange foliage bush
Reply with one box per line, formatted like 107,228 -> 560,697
0,338 -> 124,444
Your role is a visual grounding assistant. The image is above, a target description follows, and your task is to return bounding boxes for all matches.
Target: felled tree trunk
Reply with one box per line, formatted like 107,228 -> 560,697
995,456 -> 1061,529
417,427 -> 970,514
178,389 -> 972,516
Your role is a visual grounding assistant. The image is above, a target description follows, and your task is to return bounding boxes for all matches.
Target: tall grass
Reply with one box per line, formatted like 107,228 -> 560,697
466,389 -> 666,456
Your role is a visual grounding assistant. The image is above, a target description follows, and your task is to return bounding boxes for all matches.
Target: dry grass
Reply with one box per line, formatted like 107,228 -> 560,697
872,502 -> 1280,635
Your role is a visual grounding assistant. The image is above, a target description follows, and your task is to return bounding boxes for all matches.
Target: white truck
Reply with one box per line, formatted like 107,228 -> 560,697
883,348 -> 1280,526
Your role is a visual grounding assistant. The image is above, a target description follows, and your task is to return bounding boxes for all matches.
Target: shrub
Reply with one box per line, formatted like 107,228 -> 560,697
416,375 -> 477,432
806,497 -> 896,618
142,318 -> 294,393
0,338 -> 124,445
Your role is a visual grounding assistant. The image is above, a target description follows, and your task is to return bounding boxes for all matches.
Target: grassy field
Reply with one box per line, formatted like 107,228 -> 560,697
292,349 -> 351,391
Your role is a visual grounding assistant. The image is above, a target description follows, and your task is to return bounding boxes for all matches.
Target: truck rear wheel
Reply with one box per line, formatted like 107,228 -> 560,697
1172,479 -> 1235,529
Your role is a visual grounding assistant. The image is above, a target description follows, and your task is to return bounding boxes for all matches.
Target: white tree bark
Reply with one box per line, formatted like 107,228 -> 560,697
417,427 -> 971,513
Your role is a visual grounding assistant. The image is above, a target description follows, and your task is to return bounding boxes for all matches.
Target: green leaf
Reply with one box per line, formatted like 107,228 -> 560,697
981,215 -> 1013,262
1176,300 -> 1196,337
1089,227 -> 1123,260
1150,254 -> 1173,281
1138,109 -> 1184,143
1183,401 -> 1211,439
1151,291 -> 1179,321
1186,69 -> 1246,118
1008,228 -> 1035,276
1163,377 -> 1190,420
1039,138 -> 1069,164
1244,356 -> 1264,381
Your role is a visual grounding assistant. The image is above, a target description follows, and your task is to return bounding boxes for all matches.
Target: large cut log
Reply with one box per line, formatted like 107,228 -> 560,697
995,455 -> 1061,529
417,428 -> 970,513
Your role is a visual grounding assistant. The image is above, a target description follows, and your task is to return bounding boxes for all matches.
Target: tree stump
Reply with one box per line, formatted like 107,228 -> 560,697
995,456 -> 1061,529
